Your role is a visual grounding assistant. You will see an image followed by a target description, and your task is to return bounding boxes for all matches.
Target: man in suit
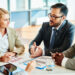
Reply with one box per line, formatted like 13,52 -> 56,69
29,3 -> 75,58
52,44 -> 75,70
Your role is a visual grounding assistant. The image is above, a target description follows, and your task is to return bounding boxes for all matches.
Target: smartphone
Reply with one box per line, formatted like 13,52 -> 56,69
4,63 -> 17,72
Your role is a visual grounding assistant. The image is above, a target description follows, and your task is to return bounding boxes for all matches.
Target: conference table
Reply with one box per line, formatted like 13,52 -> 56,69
31,65 -> 75,75
0,52 -> 75,75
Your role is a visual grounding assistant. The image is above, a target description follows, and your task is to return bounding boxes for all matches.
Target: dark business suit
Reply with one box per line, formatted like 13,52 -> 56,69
29,20 -> 75,56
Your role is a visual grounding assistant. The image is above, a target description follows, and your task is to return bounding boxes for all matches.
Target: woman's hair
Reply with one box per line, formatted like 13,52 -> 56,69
0,8 -> 9,18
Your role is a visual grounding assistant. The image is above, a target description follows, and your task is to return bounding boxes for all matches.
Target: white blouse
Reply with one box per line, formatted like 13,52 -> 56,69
0,33 -> 9,57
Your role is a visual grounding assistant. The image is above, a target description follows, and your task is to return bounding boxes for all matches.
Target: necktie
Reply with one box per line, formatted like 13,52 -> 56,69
50,29 -> 57,49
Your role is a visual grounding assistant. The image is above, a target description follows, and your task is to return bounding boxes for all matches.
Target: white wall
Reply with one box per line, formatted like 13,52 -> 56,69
67,0 -> 75,20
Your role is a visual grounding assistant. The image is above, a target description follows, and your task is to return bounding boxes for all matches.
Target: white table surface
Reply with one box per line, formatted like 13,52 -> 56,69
31,65 -> 75,75
0,53 -> 75,75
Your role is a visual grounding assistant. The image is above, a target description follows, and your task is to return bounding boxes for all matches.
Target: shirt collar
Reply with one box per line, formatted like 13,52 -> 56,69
0,28 -> 8,38
52,20 -> 66,30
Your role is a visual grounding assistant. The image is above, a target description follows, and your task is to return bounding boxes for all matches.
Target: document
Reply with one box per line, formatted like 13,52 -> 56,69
23,56 -> 54,69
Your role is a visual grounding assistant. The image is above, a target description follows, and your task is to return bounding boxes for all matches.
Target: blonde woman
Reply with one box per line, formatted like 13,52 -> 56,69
0,8 -> 36,75
0,8 -> 25,62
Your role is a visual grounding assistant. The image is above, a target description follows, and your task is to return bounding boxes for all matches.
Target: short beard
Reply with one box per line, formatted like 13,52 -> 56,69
50,20 -> 61,28
53,22 -> 61,27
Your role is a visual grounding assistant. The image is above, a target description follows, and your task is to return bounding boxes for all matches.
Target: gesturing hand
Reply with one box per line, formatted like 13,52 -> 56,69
52,53 -> 64,66
30,42 -> 37,55
30,46 -> 42,58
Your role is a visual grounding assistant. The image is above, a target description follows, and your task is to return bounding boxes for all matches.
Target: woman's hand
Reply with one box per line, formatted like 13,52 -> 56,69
0,55 -> 10,62
0,52 -> 16,62
4,52 -> 16,57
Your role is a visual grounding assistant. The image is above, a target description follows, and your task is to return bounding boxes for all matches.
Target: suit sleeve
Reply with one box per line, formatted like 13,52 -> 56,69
65,58 -> 75,70
63,44 -> 75,70
63,44 -> 75,58
51,25 -> 75,53
29,23 -> 45,53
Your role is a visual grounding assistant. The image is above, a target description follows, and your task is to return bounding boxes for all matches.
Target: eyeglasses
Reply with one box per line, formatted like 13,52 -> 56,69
48,13 -> 63,20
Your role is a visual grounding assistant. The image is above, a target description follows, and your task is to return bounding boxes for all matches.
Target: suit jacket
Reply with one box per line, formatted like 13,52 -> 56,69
29,20 -> 75,56
0,27 -> 25,57
63,44 -> 75,70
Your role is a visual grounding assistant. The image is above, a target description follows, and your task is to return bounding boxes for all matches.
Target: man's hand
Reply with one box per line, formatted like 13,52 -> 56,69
30,46 -> 42,58
25,61 -> 36,73
52,53 -> 64,66
30,42 -> 37,55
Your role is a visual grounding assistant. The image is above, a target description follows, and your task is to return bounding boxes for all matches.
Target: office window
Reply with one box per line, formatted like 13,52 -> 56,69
31,10 -> 47,25
48,0 -> 67,8
31,0 -> 46,9
48,0 -> 59,8
9,0 -> 67,28
10,0 -> 28,11
59,0 -> 67,4
16,0 -> 28,10
11,11 -> 29,28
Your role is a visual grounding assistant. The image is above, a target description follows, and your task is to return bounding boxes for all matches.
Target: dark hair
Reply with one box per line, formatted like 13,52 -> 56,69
51,3 -> 68,16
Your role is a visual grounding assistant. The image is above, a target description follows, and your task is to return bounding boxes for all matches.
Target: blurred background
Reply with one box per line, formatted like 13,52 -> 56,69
0,0 -> 75,28
0,0 -> 75,51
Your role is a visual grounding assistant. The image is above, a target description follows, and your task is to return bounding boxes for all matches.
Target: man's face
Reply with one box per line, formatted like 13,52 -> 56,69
49,8 -> 65,27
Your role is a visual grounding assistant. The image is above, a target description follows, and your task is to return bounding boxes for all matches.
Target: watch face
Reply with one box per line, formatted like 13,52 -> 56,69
4,63 -> 17,72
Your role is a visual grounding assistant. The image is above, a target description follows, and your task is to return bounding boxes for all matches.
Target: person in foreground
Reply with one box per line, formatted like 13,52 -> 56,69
52,44 -> 75,70
0,8 -> 25,62
0,8 -> 36,75
0,8 -> 25,74
29,3 -> 75,58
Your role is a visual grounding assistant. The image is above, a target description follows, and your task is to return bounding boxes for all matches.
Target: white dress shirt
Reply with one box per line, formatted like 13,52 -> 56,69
61,57 -> 68,67
0,33 -> 9,57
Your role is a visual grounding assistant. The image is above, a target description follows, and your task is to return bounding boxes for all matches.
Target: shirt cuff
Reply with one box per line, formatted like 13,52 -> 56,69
61,57 -> 68,67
